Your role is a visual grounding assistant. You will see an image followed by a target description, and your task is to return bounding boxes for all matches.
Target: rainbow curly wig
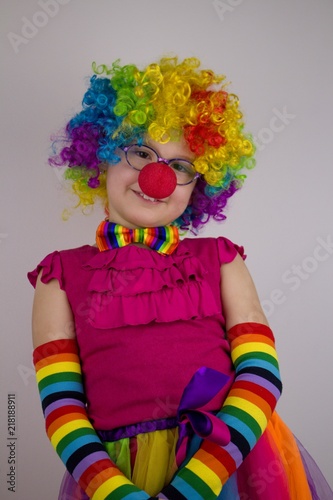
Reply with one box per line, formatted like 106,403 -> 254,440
50,56 -> 256,232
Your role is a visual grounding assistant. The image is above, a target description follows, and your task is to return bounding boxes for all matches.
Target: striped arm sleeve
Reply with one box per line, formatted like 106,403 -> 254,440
33,339 -> 149,500
160,322 -> 282,500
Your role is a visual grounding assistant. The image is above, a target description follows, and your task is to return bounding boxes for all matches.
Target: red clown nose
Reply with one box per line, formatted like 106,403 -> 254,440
138,162 -> 177,199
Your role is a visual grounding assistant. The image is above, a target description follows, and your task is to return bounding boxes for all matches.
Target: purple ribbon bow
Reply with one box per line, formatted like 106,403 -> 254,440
176,366 -> 231,465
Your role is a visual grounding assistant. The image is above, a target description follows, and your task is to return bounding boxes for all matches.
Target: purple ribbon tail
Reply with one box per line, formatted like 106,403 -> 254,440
175,367 -> 231,466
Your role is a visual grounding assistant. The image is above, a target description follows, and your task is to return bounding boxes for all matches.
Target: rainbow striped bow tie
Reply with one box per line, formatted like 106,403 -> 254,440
96,220 -> 180,255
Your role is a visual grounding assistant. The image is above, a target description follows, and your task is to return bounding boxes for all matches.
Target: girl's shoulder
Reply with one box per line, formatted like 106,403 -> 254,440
180,236 -> 246,265
27,244 -> 98,289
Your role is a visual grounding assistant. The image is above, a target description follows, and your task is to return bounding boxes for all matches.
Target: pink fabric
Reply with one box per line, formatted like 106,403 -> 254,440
28,237 -> 244,431
236,430 -> 290,498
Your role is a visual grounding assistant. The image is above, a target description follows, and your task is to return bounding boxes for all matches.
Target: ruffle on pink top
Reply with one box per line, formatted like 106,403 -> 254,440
28,237 -> 245,331
83,243 -> 220,329
29,250 -> 65,288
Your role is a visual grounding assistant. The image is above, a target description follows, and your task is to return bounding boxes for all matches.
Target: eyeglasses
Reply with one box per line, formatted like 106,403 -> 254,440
119,144 -> 200,185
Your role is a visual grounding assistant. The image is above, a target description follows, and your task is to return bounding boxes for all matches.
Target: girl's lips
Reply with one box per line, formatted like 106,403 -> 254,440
133,190 -> 164,203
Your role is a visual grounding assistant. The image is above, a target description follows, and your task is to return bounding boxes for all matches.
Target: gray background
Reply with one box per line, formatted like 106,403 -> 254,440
1,0 -> 333,497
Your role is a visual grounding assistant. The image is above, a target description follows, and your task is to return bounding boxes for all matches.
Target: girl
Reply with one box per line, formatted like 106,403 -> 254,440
28,56 -> 332,499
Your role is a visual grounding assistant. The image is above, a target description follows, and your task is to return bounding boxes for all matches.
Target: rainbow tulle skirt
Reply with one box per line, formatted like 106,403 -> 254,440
58,412 -> 332,499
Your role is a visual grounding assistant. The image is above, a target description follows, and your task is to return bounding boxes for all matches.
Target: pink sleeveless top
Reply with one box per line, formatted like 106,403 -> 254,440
28,237 -> 245,431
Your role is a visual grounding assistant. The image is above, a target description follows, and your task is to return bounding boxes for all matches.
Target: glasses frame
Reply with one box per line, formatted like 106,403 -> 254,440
119,144 -> 200,186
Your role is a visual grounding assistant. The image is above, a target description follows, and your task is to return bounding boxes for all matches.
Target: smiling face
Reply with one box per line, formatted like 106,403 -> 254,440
105,137 -> 197,228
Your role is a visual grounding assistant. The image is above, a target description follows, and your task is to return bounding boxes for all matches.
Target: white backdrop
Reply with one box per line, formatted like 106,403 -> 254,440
1,0 -> 333,498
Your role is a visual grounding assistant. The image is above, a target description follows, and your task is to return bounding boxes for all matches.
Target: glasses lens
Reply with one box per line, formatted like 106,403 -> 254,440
170,160 -> 197,184
126,145 -> 157,170
124,144 -> 197,184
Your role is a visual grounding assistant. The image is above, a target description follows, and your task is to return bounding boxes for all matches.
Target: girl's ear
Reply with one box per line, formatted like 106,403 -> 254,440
99,162 -> 108,173
104,205 -> 110,218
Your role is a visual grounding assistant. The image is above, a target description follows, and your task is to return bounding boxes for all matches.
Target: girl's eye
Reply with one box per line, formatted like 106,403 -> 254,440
171,161 -> 191,173
136,151 -> 149,159
133,149 -> 153,161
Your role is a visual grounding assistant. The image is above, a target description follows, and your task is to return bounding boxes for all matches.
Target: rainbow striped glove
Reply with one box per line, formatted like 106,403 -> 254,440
33,339 -> 150,500
159,322 -> 283,500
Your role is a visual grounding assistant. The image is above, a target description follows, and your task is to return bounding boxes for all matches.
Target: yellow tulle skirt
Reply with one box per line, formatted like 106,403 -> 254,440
105,427 -> 179,495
